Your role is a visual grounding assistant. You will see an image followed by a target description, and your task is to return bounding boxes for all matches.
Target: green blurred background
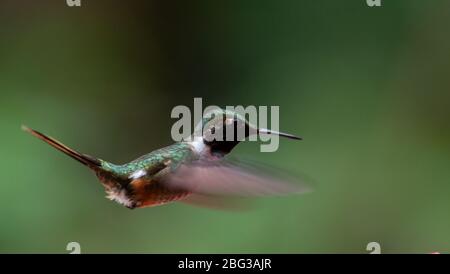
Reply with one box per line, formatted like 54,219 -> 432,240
0,0 -> 449,253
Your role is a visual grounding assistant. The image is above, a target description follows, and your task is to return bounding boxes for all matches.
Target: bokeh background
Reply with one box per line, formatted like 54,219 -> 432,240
0,0 -> 449,253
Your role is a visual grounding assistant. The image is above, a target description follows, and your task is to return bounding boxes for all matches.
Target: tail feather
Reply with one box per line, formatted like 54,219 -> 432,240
22,125 -> 101,168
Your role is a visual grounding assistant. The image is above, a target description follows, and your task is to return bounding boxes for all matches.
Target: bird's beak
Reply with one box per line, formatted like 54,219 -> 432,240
257,128 -> 302,140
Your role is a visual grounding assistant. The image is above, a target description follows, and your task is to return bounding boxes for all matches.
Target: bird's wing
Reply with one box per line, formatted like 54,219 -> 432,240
163,157 -> 311,197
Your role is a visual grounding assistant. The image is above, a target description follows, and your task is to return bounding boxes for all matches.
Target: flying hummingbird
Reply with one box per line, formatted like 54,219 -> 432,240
22,109 -> 304,209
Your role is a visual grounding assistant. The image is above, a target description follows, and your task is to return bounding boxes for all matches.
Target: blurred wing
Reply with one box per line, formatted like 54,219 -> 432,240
164,157 -> 311,197
181,194 -> 251,211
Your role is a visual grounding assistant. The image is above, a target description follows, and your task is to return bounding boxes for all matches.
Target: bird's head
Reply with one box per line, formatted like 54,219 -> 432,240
190,108 -> 301,156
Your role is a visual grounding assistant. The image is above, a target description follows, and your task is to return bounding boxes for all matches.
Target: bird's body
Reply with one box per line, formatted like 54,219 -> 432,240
97,142 -> 198,208
23,109 -> 304,209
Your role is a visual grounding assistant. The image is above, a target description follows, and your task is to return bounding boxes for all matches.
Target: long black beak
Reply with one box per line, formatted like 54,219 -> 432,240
258,128 -> 302,140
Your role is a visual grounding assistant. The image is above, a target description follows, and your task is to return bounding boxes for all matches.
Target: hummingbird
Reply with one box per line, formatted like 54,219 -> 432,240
22,109 -> 304,209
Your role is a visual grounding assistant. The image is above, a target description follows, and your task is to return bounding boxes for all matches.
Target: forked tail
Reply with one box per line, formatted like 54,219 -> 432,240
22,125 -> 101,168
